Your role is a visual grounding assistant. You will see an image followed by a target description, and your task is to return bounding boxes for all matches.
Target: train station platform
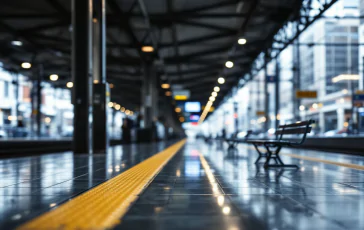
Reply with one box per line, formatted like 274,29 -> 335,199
1,139 -> 363,230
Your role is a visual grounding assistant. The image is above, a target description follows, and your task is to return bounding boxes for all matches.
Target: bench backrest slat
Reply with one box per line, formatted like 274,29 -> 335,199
276,127 -> 312,135
278,120 -> 312,128
276,119 -> 315,145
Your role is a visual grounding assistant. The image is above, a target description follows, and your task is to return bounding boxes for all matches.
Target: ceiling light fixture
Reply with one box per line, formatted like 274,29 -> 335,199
49,74 -> 58,81
214,86 -> 220,92
66,82 -> 73,88
21,62 -> 31,69
225,61 -> 234,68
218,77 -> 225,84
161,83 -> 170,89
12,41 -> 22,46
238,38 -> 247,45
141,46 -> 154,52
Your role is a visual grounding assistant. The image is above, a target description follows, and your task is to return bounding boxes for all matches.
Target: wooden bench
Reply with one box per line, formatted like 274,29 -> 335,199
224,130 -> 253,151
246,120 -> 315,168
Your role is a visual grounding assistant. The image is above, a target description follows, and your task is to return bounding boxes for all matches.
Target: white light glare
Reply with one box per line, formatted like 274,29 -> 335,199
238,38 -> 247,45
225,61 -> 234,68
218,77 -> 225,84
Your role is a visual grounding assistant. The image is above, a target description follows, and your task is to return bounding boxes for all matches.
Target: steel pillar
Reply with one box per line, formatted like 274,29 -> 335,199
275,59 -> 280,134
92,0 -> 108,153
72,0 -> 93,154
293,39 -> 301,121
142,61 -> 158,128
264,59 -> 269,134
36,65 -> 43,137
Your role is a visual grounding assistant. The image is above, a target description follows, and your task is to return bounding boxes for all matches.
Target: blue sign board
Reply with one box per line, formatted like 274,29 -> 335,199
353,94 -> 364,101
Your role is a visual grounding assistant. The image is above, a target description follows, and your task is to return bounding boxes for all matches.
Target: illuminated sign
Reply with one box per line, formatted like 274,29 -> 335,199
189,115 -> 200,121
185,102 -> 201,112
174,95 -> 188,100
296,90 -> 317,98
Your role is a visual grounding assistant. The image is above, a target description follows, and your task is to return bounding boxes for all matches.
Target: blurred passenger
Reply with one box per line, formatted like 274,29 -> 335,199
122,118 -> 131,144
151,117 -> 158,141
222,128 -> 226,139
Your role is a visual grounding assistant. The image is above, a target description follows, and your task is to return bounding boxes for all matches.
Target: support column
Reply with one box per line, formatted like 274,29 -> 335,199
72,0 -> 93,153
234,101 -> 238,134
275,59 -> 280,132
337,108 -> 345,130
293,39 -> 301,121
142,61 -> 157,128
36,65 -> 43,137
264,58 -> 269,133
140,60 -> 158,142
92,0 -> 108,153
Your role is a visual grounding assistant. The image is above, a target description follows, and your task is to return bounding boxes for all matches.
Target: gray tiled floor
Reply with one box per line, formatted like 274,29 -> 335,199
0,141 -> 173,229
1,139 -> 364,229
117,139 -> 364,230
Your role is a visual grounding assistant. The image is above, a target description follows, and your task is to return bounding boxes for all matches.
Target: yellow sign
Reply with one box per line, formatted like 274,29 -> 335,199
174,95 -> 187,100
256,111 -> 265,116
355,90 -> 364,95
296,90 -> 317,98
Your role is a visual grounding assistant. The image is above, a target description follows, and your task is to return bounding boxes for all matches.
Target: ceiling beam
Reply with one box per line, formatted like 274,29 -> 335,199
166,45 -> 231,63
167,0 -> 182,80
107,0 -> 143,59
167,65 -> 221,76
176,20 -> 237,33
178,0 -> 241,14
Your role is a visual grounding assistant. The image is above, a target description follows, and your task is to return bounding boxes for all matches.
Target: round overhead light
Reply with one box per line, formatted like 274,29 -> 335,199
115,104 -> 121,110
125,109 -> 130,115
299,105 -> 305,111
209,96 -> 215,102
121,107 -> 126,112
175,107 -> 181,113
211,92 -> 217,97
93,80 -> 99,84
44,117 -> 51,124
109,83 -> 114,89
21,62 -> 31,69
49,74 -> 59,81
225,61 -> 234,68
11,41 -> 22,46
108,102 -> 114,108
66,82 -> 73,88
165,91 -> 172,96
141,46 -> 154,52
218,77 -> 225,84
161,83 -> 170,89
238,38 -> 247,45
214,86 -> 220,92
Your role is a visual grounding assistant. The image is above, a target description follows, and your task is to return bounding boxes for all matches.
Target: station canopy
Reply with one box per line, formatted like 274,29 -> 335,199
0,0 -> 306,110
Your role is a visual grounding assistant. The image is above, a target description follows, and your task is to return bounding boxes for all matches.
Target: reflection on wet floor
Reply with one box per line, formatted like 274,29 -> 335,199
0,141 -> 171,229
1,139 -> 364,229
117,139 -> 364,230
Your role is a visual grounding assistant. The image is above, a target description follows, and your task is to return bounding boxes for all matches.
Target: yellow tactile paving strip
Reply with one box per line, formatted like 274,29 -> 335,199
18,139 -> 186,230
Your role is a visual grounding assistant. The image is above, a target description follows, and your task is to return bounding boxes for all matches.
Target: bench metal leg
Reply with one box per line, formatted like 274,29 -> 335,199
263,145 -> 298,169
253,144 -> 267,164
